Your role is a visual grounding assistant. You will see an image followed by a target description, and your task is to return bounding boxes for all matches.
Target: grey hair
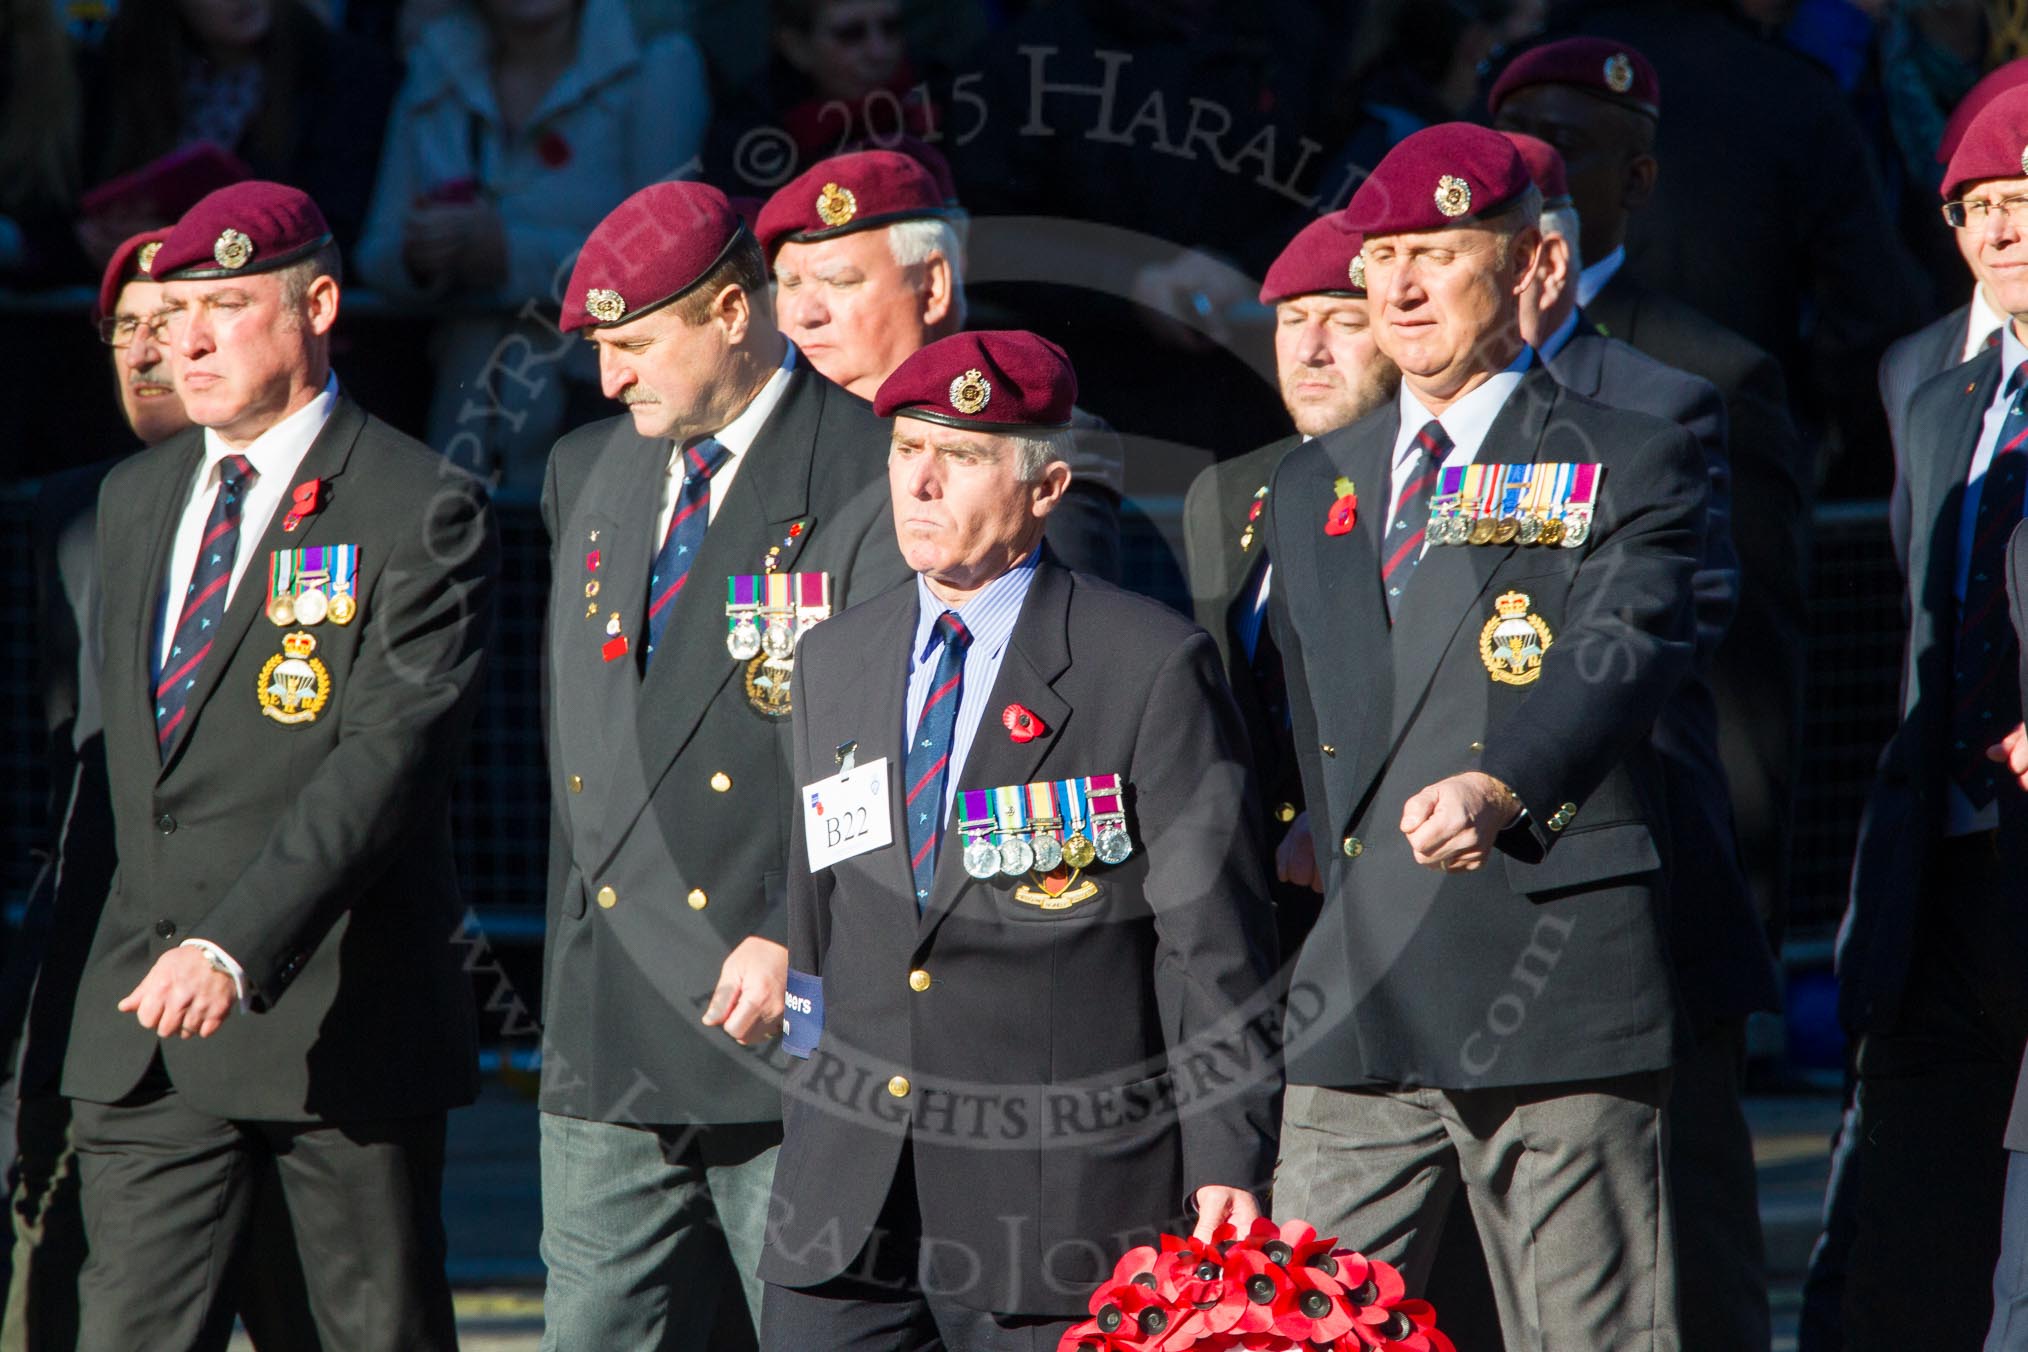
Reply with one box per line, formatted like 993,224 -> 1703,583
885,217 -> 968,328
1538,203 -> 1584,274
1011,431 -> 1068,482
278,242 -> 343,308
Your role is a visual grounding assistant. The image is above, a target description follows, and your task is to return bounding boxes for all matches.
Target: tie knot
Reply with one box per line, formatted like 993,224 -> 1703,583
685,438 -> 730,481
935,611 -> 972,651
218,453 -> 255,491
1411,419 -> 1452,463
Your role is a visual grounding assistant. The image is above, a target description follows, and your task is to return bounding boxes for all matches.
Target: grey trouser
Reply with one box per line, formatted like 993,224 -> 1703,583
1273,1071 -> 1678,1352
539,1112 -> 779,1352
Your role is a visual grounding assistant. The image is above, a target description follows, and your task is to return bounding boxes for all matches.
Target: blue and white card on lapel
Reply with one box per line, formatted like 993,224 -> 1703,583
802,757 -> 892,871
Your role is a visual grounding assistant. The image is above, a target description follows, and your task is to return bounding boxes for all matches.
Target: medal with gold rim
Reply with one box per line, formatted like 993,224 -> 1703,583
1479,591 -> 1553,686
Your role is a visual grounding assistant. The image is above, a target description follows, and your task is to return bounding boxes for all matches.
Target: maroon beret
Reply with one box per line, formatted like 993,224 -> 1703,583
1943,85 -> 2028,199
756,150 -> 951,260
151,180 -> 333,281
728,195 -> 765,232
1941,59 -> 2028,166
94,228 -> 172,323
1345,123 -> 1533,237
840,133 -> 959,206
561,181 -> 746,332
1488,37 -> 1661,120
874,330 -> 1076,433
1499,131 -> 1570,205
1260,215 -> 1367,304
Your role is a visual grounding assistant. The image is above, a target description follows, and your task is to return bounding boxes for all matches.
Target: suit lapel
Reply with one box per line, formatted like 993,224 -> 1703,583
159,397 -> 365,780
1920,349 -> 2000,623
124,436 -> 204,745
916,560 -> 1074,940
1217,436 -> 1298,654
1543,329 -> 1605,399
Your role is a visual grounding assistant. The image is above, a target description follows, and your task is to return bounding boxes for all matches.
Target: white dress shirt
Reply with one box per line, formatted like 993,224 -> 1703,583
158,373 -> 338,998
1387,347 -> 1535,560
654,343 -> 796,544
1964,285 -> 2008,363
157,374 -> 338,672
1576,245 -> 1626,310
1947,321 -> 2028,835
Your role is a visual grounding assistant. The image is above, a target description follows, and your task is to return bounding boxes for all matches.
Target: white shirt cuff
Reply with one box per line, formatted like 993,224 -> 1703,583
179,939 -> 249,1008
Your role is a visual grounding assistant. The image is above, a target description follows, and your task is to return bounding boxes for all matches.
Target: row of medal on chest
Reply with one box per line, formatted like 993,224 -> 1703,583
957,778 -> 1134,880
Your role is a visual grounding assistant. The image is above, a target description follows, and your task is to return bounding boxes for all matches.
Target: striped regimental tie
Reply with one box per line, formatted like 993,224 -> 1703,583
904,612 -> 971,912
644,437 -> 729,668
1382,420 -> 1450,622
1952,361 -> 2028,806
156,453 -> 256,760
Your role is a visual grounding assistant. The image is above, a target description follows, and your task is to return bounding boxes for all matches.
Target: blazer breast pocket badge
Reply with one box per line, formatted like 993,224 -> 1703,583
728,571 -> 831,718
257,630 -> 332,725
958,774 -> 1132,911
1480,590 -> 1554,686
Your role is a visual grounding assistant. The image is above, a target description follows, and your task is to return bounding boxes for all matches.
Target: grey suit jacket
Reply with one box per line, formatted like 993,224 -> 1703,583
539,364 -> 910,1127
1548,327 -> 1778,1028
1881,303 -> 1973,574
760,555 -> 1278,1315
1265,363 -> 1706,1090
1843,348 -> 2028,1034
64,395 -> 497,1121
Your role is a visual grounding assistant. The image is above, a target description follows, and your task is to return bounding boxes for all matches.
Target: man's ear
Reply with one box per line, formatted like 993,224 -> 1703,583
920,253 -> 955,328
717,283 -> 753,345
1507,223 -> 1546,299
304,275 -> 341,336
1028,459 -> 1073,519
1623,153 -> 1659,214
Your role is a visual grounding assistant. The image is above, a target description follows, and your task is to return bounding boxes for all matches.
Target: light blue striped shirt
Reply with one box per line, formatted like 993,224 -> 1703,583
904,546 -> 1041,828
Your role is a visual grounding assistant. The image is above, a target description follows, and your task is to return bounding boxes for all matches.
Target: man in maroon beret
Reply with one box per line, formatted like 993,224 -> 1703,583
58,180 -> 495,1350
1264,122 -> 1707,1349
538,178 -> 908,1348
758,330 -> 1277,1349
1181,213 -> 1396,961
1834,85 -> 2028,1352
761,149 -> 1127,581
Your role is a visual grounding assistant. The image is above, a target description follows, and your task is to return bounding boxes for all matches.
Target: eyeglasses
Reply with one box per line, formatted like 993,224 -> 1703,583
97,312 -> 171,347
1942,194 -> 2028,229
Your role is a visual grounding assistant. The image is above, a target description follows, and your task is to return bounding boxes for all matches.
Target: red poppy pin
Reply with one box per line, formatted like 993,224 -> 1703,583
1324,476 -> 1357,536
282,478 -> 325,532
1002,703 -> 1045,742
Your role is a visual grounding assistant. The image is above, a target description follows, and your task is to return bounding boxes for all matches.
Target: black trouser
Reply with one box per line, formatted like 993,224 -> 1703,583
69,1066 -> 456,1352
1843,833 -> 2028,1352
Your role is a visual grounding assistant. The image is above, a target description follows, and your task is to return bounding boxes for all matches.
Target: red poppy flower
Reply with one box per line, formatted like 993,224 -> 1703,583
1219,1248 -> 1296,1334
788,521 -> 804,537
1056,1317 -> 1143,1352
1247,499 -> 1264,523
1158,1234 -> 1227,1306
1083,1277 -> 1181,1349
1003,702 -> 1046,742
282,477 -> 324,531
1346,1298 -> 1453,1352
1324,491 -> 1357,535
537,130 -> 571,168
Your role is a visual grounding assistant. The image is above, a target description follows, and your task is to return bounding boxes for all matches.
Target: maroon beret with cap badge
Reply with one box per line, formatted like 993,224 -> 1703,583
1259,215 -> 1368,304
756,150 -> 952,261
1943,85 -> 2028,201
1941,59 -> 2028,166
150,181 -> 333,282
874,330 -> 1076,433
560,181 -> 747,333
1344,123 -> 1533,237
95,228 -> 172,324
1487,37 -> 1661,120
1498,131 -> 1571,205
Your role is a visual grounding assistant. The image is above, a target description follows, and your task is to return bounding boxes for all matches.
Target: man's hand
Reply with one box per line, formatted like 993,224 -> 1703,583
117,948 -> 235,1039
1275,811 -> 1324,895
1989,723 -> 2028,792
1191,1185 -> 1262,1241
701,937 -> 789,1046
1401,771 -> 1523,873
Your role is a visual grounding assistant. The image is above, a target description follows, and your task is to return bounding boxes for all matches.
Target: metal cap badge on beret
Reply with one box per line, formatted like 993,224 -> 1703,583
874,330 -> 1077,433
1487,37 -> 1661,120
1940,58 -> 2028,166
1260,215 -> 1368,304
94,228 -> 172,323
755,150 -> 952,260
150,180 -> 333,281
1344,122 -> 1533,237
1498,131 -> 1571,206
1943,84 -> 2028,200
561,181 -> 746,333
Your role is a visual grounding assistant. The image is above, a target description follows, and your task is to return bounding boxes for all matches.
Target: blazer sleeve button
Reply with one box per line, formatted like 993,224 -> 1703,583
154,919 -> 177,939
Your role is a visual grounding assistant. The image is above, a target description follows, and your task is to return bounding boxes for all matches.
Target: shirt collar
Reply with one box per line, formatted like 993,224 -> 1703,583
675,343 -> 797,470
1968,285 -> 2009,364
201,372 -> 338,483
1395,346 -> 1533,468
1576,244 -> 1626,310
1999,319 -> 2027,395
1536,307 -> 1583,363
912,544 -> 1042,663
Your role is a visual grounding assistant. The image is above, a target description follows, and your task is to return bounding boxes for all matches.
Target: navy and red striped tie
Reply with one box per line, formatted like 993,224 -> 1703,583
156,453 -> 256,760
905,612 -> 971,912
1952,361 -> 2028,806
643,437 -> 729,668
1382,420 -> 1451,622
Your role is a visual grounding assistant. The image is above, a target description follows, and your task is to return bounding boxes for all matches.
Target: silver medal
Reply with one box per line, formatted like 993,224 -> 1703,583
963,839 -> 1002,879
1031,834 -> 1064,872
1096,825 -> 1132,866
293,588 -> 328,626
762,619 -> 796,661
998,836 -> 1036,876
727,616 -> 762,660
